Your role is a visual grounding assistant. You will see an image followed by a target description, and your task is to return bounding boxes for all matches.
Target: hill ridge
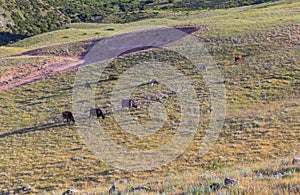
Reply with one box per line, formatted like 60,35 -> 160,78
0,0 -> 277,45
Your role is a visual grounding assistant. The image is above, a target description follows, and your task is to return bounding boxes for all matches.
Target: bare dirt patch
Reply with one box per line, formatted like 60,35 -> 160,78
0,56 -> 83,91
0,39 -> 101,92
0,26 -> 199,92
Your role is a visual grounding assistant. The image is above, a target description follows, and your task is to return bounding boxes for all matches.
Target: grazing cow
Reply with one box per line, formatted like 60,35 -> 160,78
62,111 -> 75,123
122,98 -> 140,109
85,82 -> 92,89
224,177 -> 238,185
292,157 -> 300,164
89,107 -> 105,120
108,185 -> 116,195
150,79 -> 159,87
199,64 -> 207,72
234,55 -> 243,62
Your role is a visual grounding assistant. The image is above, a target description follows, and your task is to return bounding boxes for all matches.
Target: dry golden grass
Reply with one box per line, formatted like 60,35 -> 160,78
0,0 -> 299,194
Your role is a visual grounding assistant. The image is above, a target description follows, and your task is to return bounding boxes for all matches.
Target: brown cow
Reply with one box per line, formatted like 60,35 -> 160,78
234,55 -> 243,62
62,111 -> 75,123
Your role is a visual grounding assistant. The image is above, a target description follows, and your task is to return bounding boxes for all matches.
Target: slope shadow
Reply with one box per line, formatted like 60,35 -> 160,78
0,32 -> 27,46
0,123 -> 68,138
81,26 -> 200,66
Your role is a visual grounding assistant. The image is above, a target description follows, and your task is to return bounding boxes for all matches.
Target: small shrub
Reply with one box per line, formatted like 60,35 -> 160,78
105,28 -> 115,31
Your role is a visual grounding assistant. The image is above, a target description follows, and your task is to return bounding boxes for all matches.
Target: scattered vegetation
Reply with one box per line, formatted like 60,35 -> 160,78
0,0 -> 299,194
0,0 -> 277,44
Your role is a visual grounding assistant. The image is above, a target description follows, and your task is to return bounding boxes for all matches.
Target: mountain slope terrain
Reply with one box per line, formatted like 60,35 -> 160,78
0,0 -> 299,194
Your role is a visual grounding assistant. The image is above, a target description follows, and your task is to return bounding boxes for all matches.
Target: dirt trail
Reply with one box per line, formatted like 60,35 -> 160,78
0,56 -> 84,92
0,39 -> 99,92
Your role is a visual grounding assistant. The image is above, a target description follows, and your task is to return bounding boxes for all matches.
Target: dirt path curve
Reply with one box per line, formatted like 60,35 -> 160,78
0,39 -> 100,92
0,56 -> 84,92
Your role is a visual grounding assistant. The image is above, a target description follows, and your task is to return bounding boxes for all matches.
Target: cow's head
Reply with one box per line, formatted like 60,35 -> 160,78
132,101 -> 140,109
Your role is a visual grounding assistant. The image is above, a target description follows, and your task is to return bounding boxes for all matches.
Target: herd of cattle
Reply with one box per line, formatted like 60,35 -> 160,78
61,98 -> 139,123
61,55 -> 244,123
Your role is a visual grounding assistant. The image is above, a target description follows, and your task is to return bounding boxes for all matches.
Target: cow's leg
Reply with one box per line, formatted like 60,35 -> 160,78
100,110 -> 105,120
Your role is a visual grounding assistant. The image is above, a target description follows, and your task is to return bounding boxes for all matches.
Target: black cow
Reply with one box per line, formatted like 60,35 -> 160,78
122,98 -> 140,109
108,185 -> 116,195
292,157 -> 300,164
89,108 -> 105,120
150,79 -> 159,87
62,111 -> 75,123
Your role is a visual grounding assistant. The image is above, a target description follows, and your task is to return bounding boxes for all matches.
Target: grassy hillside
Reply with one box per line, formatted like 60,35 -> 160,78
0,0 -> 277,45
0,0 -> 299,194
